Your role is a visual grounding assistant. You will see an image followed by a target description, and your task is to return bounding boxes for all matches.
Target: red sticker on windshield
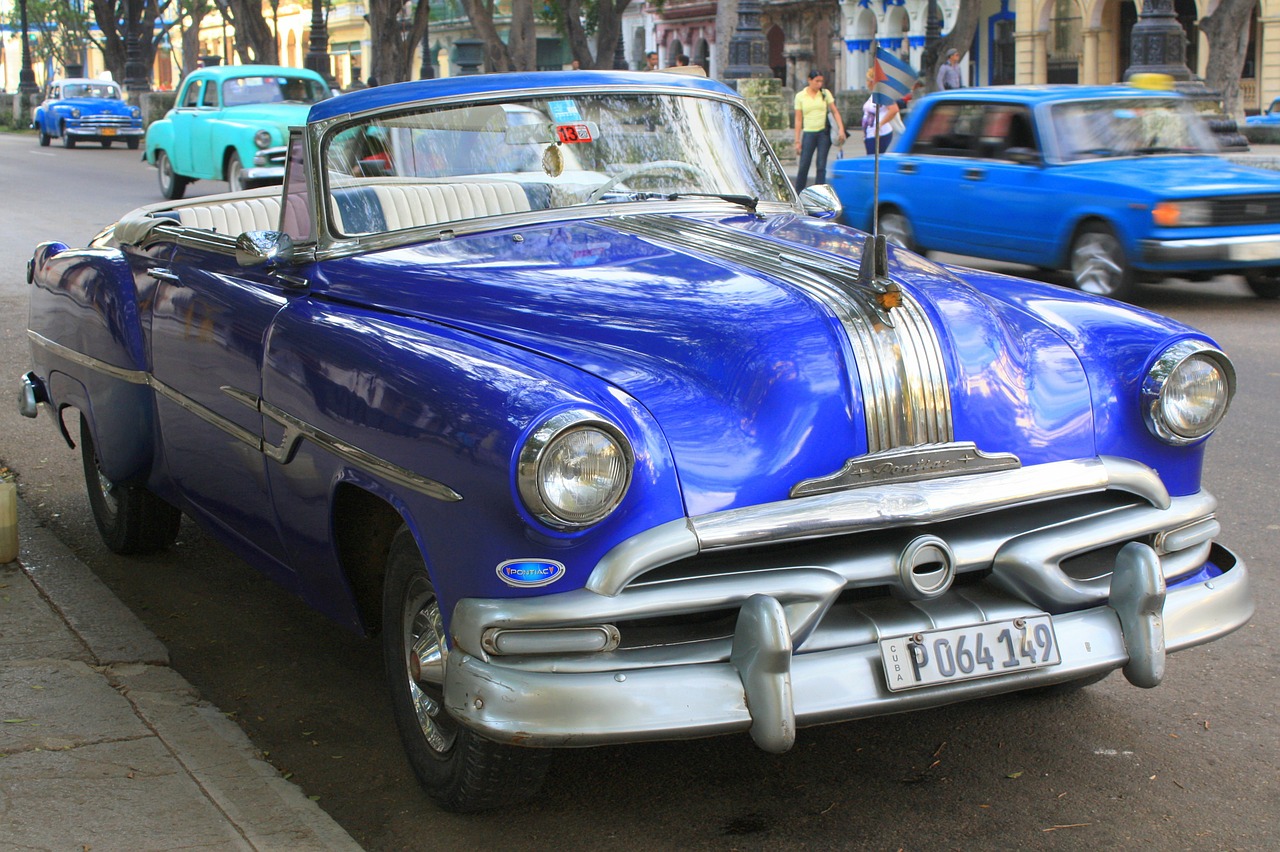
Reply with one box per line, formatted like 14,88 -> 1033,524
556,123 -> 593,144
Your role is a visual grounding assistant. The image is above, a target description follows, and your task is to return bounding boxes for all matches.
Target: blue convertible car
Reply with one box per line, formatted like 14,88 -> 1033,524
31,77 -> 143,149
831,82 -> 1280,301
21,72 -> 1251,812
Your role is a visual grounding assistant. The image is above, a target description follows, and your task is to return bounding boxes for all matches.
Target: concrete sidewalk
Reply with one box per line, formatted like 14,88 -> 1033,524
0,496 -> 362,851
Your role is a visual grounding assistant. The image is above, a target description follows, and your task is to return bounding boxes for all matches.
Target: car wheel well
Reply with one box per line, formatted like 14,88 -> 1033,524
333,484 -> 406,634
222,147 -> 241,179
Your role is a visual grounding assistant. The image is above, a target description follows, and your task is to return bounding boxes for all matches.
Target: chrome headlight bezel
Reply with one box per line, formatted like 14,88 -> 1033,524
517,410 -> 634,530
1142,341 -> 1235,445
1152,199 -> 1212,228
254,129 -> 273,149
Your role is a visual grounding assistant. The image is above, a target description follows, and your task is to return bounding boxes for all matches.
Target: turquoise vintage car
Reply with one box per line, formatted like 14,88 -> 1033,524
144,65 -> 329,198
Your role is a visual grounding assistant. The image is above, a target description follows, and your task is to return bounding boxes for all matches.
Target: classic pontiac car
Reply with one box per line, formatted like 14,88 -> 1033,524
32,78 -> 143,149
143,64 -> 329,198
830,82 -> 1280,301
22,71 -> 1252,812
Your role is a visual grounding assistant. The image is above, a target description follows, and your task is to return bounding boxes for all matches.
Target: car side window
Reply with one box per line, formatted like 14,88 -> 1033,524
910,102 -> 986,158
976,105 -> 1038,161
200,83 -> 218,108
181,82 -> 202,108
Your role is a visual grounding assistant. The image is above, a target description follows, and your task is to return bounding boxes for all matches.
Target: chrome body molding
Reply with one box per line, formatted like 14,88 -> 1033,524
444,546 -> 1250,749
603,215 -> 953,454
27,330 -> 461,503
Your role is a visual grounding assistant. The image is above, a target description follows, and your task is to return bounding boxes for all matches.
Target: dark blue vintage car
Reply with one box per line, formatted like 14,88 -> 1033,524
21,71 -> 1252,812
32,78 -> 144,149
830,82 -> 1280,302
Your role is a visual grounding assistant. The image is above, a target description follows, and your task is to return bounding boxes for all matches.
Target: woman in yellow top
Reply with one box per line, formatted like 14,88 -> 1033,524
793,71 -> 846,191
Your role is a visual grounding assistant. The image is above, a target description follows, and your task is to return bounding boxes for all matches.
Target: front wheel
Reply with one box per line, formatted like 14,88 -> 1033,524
61,126 -> 75,149
39,127 -> 50,147
126,138 -> 140,151
226,152 -> 247,192
1069,222 -> 1133,301
156,150 -> 188,200
79,416 -> 181,555
1244,270 -> 1280,300
382,527 -> 548,812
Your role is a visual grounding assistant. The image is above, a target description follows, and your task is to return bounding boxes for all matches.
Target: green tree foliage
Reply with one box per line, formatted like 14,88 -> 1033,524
2,0 -> 94,79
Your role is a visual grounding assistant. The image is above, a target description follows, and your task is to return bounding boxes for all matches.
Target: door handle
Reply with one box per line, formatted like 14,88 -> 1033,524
899,163 -> 917,175
963,167 -> 986,181
146,267 -> 182,283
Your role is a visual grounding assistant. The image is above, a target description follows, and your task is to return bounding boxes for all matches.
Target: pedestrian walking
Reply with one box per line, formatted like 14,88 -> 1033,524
793,71 -> 846,190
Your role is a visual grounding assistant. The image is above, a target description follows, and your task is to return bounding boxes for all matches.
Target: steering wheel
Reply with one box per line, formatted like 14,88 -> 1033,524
588,160 -> 710,203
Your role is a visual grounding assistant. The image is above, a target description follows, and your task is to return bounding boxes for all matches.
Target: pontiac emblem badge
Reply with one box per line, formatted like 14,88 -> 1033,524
790,443 -> 1021,498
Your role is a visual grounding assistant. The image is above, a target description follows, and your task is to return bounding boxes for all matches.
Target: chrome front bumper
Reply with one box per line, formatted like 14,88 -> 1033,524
66,126 -> 143,138
443,457 -> 1254,751
1141,233 -> 1280,265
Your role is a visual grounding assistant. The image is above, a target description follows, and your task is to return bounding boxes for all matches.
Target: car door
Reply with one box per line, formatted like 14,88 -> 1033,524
168,79 -> 204,174
146,235 -> 297,565
886,100 -> 982,252
947,104 -> 1058,265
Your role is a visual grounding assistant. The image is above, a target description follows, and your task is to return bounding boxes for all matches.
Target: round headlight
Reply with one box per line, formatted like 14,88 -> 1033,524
131,106 -> 141,118
518,410 -> 633,529
254,129 -> 273,149
1143,341 -> 1235,445
70,108 -> 80,118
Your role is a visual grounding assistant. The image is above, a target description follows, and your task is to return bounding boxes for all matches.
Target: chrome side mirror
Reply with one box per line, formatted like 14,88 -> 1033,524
235,230 -> 295,267
799,184 -> 842,220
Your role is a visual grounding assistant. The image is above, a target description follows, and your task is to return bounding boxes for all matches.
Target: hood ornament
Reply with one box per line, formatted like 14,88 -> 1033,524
791,443 -> 1021,498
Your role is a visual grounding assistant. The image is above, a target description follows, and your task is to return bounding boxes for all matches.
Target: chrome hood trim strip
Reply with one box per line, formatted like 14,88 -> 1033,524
603,215 -> 953,453
586,456 -> 1170,596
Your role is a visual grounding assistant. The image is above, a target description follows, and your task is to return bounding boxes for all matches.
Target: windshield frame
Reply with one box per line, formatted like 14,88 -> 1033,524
306,83 -> 798,257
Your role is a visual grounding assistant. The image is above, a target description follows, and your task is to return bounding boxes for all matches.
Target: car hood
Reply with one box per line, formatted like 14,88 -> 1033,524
1063,155 -> 1280,196
317,213 -> 1099,515
220,103 -> 312,129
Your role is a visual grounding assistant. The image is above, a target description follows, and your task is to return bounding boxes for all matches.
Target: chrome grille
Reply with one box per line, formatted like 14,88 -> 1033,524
1209,194 -> 1280,226
77,114 -> 136,128
605,215 -> 953,453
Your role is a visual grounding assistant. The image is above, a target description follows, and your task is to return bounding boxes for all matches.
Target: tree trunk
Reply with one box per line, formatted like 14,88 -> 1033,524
180,1 -> 213,76
921,1 -> 982,92
461,0 -> 514,73
1201,0 -> 1257,120
507,0 -> 537,71
366,0 -> 432,83
713,0 -> 738,80
224,0 -> 279,65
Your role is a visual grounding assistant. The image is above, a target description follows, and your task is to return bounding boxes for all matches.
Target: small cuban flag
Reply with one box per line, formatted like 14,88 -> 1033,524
870,43 -> 919,107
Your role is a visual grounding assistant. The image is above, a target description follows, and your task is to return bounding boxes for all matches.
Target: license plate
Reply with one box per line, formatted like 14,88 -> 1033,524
879,614 -> 1060,691
102,128 -> 117,136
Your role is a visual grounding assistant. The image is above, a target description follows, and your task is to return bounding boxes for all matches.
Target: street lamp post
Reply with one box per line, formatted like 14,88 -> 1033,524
420,1 -> 435,79
304,0 -> 332,83
17,0 -> 39,95
723,0 -> 772,84
123,0 -> 150,97
1125,0 -> 1193,81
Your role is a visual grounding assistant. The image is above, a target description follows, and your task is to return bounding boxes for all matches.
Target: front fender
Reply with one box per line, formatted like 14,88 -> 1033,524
144,118 -> 174,165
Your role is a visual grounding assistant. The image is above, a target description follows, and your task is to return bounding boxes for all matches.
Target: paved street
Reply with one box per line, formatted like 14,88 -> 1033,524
0,130 -> 1276,850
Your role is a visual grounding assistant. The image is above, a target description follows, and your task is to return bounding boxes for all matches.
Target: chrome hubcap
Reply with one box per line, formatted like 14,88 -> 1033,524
1071,233 -> 1123,296
403,578 -> 456,755
95,465 -> 119,520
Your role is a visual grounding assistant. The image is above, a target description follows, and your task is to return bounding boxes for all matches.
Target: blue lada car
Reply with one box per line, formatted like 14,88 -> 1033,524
21,71 -> 1251,812
32,78 -> 143,149
144,64 -> 329,198
831,82 -> 1280,301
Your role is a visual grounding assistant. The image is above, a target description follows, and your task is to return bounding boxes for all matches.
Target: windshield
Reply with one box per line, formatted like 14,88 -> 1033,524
321,91 -> 792,237
62,83 -> 121,100
222,75 -> 329,107
1050,97 -> 1218,161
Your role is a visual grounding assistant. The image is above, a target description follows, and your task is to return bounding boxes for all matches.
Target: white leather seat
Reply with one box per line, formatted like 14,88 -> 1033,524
175,197 -> 282,233
371,182 -> 531,231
